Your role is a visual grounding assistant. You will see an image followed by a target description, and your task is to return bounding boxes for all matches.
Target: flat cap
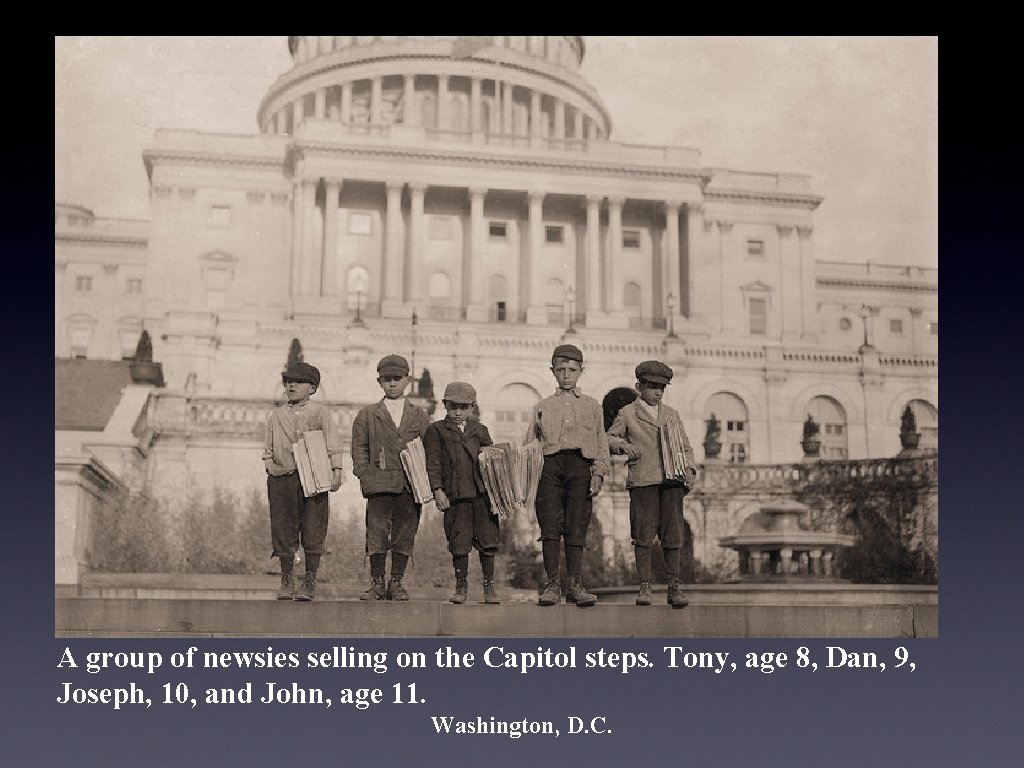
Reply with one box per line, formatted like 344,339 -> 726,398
635,360 -> 673,385
282,362 -> 321,388
551,343 -> 584,363
377,354 -> 410,376
443,381 -> 477,404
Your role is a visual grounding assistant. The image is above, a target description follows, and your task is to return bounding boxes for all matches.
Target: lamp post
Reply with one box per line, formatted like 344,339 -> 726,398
857,303 -> 874,351
350,287 -> 366,327
564,286 -> 577,336
666,292 -> 678,339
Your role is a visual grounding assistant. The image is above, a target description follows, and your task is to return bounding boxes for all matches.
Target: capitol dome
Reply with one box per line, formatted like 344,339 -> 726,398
257,36 -> 610,149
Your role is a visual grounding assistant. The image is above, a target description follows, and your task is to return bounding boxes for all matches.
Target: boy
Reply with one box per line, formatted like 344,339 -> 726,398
424,382 -> 501,605
351,354 -> 430,601
263,362 -> 345,601
606,360 -> 696,608
526,344 -> 610,607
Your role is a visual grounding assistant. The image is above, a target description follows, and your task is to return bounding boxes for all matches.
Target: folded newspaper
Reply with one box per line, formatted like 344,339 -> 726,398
400,437 -> 437,512
293,430 -> 334,497
479,441 -> 543,520
659,420 -> 697,486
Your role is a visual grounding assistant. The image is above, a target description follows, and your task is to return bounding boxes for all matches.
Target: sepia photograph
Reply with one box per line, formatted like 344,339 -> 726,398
55,36 -> 938,638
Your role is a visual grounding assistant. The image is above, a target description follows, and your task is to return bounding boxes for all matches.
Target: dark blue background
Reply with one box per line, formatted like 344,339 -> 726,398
16,36 -> 1020,766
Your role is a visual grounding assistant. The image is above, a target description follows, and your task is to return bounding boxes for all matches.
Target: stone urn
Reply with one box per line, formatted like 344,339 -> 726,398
129,360 -> 165,387
801,414 -> 821,459
703,413 -> 722,460
900,430 -> 921,451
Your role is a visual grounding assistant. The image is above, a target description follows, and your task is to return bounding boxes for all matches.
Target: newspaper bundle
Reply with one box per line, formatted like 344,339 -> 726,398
659,420 -> 697,486
479,441 -> 544,520
293,430 -> 334,497
400,436 -> 436,511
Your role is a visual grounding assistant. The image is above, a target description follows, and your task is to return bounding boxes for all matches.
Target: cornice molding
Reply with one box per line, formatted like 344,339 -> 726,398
705,189 -> 823,210
55,232 -> 148,247
816,278 -> 937,295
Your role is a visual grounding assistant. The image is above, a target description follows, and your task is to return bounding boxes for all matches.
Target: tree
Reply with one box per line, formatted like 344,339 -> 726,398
133,329 -> 153,363
286,338 -> 304,369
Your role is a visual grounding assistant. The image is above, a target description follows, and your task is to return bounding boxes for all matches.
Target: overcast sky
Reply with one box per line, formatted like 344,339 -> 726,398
55,36 -> 937,268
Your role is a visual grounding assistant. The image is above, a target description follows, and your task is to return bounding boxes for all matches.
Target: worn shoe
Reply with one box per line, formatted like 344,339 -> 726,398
359,575 -> 387,601
387,576 -> 410,601
482,578 -> 501,605
635,581 -> 653,606
566,577 -> 597,607
295,571 -> 317,602
449,577 -> 469,604
667,579 -> 690,609
276,573 -> 295,600
537,579 -> 561,606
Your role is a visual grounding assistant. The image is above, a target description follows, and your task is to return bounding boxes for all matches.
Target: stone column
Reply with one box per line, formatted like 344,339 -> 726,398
292,99 -> 303,132
716,220 -> 734,333
370,77 -> 383,125
525,191 -> 546,323
407,182 -> 426,305
340,82 -> 352,123
290,178 -> 305,302
314,88 -> 326,119
403,75 -> 418,126
302,179 -> 320,296
607,196 -> 624,313
437,75 -> 449,130
797,225 -> 817,340
466,187 -> 489,322
382,181 -> 405,313
573,108 -> 584,141
909,307 -> 922,355
777,224 -> 800,341
530,90 -> 542,146
470,78 -> 483,140
321,180 -> 340,297
553,99 -> 565,141
585,195 -> 603,319
502,82 -> 514,135
665,202 -> 681,323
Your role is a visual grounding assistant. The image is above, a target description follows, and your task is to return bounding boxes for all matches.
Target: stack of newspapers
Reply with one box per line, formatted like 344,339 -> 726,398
659,421 -> 697,486
400,437 -> 436,511
293,430 -> 334,497
479,441 -> 543,519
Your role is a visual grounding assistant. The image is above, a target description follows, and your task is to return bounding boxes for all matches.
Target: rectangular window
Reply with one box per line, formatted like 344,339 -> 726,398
489,221 -> 507,239
622,229 -> 641,249
428,216 -> 453,241
127,278 -> 143,294
75,275 -> 93,292
927,321 -> 938,335
747,239 -> 765,257
545,225 -> 564,244
348,212 -> 372,235
495,301 -> 507,322
749,298 -> 767,335
889,318 -> 904,334
208,205 -> 232,226
70,328 -> 90,358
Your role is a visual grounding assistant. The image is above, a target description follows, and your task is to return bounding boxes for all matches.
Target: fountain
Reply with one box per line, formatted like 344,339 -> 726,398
718,500 -> 855,582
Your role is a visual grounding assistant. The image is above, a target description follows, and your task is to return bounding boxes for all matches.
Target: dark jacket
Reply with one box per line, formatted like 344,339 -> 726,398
351,399 -> 430,497
423,418 -> 493,501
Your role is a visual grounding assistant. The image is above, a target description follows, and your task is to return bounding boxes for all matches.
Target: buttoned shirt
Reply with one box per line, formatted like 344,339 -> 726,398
262,399 -> 343,476
525,387 -> 610,477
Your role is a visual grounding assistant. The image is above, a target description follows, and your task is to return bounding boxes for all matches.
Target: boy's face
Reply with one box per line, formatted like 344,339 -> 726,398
637,379 -> 666,406
378,374 -> 410,399
550,358 -> 583,391
284,379 -> 315,403
444,400 -> 474,424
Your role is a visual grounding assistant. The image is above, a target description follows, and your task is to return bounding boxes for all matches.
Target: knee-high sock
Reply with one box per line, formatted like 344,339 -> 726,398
542,540 -> 561,580
565,544 -> 583,577
634,545 -> 652,581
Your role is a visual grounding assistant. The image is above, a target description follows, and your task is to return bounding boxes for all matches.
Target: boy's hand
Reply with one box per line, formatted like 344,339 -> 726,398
434,489 -> 451,511
264,459 -> 274,475
588,475 -> 604,497
330,468 -> 345,491
623,444 -> 641,461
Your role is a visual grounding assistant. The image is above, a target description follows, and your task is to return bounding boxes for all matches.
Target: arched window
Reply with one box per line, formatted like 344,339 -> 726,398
428,272 -> 451,319
807,396 -> 848,459
346,267 -> 370,311
488,274 -> 508,322
907,399 -> 938,451
706,392 -> 750,463
492,383 -> 541,446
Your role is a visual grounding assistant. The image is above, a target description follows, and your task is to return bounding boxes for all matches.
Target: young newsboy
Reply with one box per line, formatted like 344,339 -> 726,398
351,354 -> 430,601
526,344 -> 610,607
423,382 -> 501,605
606,361 -> 697,608
262,362 -> 345,601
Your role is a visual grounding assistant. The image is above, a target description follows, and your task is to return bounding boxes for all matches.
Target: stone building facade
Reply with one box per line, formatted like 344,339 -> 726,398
55,36 -> 938,580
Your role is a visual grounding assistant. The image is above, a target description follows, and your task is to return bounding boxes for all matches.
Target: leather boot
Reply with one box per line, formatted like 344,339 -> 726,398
449,577 -> 469,604
359,575 -> 386,601
566,576 -> 597,607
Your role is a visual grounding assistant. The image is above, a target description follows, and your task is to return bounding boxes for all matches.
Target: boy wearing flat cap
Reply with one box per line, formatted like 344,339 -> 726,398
607,360 -> 697,607
263,362 -> 345,601
351,354 -> 430,601
423,381 -> 501,605
526,344 -> 610,607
